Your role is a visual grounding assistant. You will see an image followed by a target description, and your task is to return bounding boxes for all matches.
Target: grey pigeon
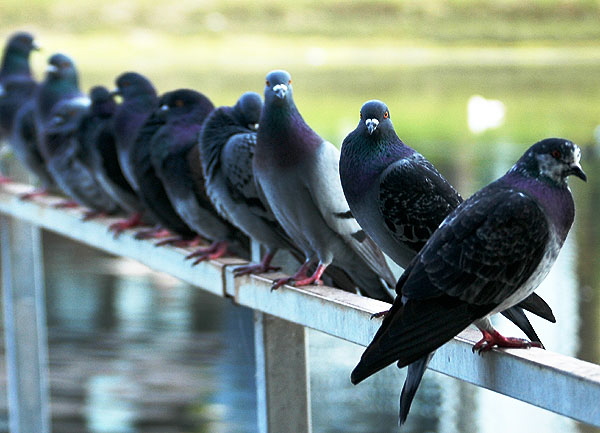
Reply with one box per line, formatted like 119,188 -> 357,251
39,97 -> 122,217
351,138 -> 586,426
0,32 -> 39,142
200,91 -> 293,273
253,70 -> 395,302
340,100 -> 556,422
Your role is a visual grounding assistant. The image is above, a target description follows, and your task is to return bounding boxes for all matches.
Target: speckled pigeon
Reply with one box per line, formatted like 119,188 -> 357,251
0,32 -> 39,143
149,88 -> 248,258
199,91 -> 295,274
340,100 -> 557,422
253,70 -> 394,302
351,137 -> 586,426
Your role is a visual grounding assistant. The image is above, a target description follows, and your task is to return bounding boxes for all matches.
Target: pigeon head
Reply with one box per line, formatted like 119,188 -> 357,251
158,89 -> 214,122
264,70 -> 293,105
233,91 -> 263,129
89,85 -> 117,116
113,72 -> 157,100
6,32 -> 39,58
515,138 -> 587,186
46,53 -> 76,80
359,100 -> 393,136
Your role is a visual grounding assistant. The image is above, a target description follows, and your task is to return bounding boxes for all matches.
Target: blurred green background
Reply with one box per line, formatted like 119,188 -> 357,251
3,0 -> 600,165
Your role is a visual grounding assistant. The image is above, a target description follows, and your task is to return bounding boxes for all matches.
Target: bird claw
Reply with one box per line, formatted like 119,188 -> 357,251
472,329 -> 543,354
370,309 -> 389,320
19,189 -> 49,201
108,213 -> 144,238
233,263 -> 280,277
271,277 -> 294,291
53,200 -> 79,209
186,241 -> 229,265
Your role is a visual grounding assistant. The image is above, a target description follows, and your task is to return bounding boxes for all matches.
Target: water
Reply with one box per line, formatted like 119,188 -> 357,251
1,49 -> 600,431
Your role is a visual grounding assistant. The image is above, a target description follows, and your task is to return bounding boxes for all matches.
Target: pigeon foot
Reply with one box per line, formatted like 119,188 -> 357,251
134,226 -> 171,240
233,252 -> 280,277
109,213 -> 144,237
472,329 -> 543,354
0,175 -> 12,184
53,200 -> 79,209
272,263 -> 327,290
19,188 -> 49,200
187,241 -> 229,265
370,310 -> 389,320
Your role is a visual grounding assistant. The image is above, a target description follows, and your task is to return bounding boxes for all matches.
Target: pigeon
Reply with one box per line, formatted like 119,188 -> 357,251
110,71 -> 160,233
126,89 -> 206,245
340,100 -> 557,422
351,138 -> 586,426
151,89 -> 249,259
78,86 -> 141,215
0,32 -> 39,142
253,70 -> 395,302
39,97 -> 122,217
9,53 -> 81,196
199,91 -> 292,273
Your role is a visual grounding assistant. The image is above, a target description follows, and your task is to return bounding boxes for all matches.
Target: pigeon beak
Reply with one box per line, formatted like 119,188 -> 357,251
248,122 -> 259,131
110,88 -> 121,97
32,41 -> 41,51
272,84 -> 287,99
46,64 -> 58,74
365,118 -> 379,135
569,163 -> 587,182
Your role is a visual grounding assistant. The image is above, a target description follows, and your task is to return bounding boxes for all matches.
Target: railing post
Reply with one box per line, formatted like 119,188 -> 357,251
254,312 -> 312,433
251,240 -> 312,433
1,216 -> 51,433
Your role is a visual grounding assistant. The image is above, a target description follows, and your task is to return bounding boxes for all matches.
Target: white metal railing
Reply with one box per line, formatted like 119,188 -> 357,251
1,181 -> 600,433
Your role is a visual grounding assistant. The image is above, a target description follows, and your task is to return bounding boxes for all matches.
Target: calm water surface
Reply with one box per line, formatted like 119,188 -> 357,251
1,62 -> 600,433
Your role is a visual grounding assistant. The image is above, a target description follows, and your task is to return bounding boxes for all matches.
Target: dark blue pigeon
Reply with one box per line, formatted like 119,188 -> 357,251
340,100 -> 556,423
150,89 -> 249,259
351,138 -> 586,426
199,91 -> 292,273
253,70 -> 394,302
9,53 -> 80,196
0,32 -> 39,143
39,97 -> 122,217
78,86 -> 139,218
109,71 -> 160,234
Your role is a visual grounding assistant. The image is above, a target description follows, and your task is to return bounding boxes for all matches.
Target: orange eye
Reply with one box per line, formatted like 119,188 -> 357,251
288,79 -> 292,84
551,149 -> 562,159
175,99 -> 184,107
383,111 -> 389,119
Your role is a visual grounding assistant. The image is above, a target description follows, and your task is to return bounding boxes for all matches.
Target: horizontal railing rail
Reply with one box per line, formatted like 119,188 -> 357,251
1,181 -> 600,431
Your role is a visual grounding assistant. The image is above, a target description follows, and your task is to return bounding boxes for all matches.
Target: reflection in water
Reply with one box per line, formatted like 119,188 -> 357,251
1,152 -> 600,432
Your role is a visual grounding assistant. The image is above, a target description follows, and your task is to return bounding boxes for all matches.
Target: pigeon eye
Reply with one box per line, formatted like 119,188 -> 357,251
383,111 -> 389,119
360,112 -> 362,119
175,99 -> 184,107
551,149 -> 562,159
266,80 -> 270,86
288,79 -> 292,84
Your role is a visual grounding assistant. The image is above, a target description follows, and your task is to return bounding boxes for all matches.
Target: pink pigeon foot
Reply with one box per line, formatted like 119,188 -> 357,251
233,251 -> 280,277
186,241 -> 229,265
472,329 -> 543,354
109,213 -> 144,237
271,262 -> 326,291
